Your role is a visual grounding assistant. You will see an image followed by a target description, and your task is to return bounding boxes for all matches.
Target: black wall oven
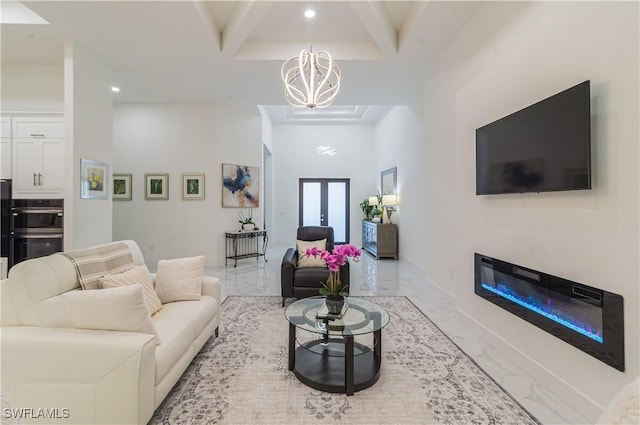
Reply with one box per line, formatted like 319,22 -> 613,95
11,199 -> 64,266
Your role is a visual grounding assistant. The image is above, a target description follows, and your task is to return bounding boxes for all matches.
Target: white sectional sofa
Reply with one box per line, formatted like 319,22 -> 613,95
0,240 -> 221,425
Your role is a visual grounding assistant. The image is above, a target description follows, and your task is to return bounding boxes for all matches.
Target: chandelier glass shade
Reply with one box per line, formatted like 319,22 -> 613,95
281,48 -> 341,109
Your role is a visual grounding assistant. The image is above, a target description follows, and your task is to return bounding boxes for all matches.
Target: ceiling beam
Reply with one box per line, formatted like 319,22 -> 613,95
398,1 -> 429,52
192,0 -> 221,52
349,1 -> 397,58
221,1 -> 271,59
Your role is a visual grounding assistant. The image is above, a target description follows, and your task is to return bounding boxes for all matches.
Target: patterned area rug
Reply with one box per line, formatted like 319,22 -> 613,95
150,296 -> 540,425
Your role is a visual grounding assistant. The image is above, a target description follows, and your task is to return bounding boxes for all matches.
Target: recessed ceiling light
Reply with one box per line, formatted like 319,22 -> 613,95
111,86 -> 120,93
304,9 -> 316,19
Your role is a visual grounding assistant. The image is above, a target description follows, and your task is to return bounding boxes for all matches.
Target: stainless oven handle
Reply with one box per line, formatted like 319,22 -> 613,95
12,234 -> 63,239
12,208 -> 64,214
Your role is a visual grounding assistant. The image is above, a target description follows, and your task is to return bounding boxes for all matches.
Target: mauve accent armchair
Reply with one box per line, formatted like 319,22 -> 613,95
281,226 -> 350,307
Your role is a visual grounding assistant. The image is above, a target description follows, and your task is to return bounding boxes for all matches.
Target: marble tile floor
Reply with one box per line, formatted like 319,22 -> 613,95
205,244 -> 590,425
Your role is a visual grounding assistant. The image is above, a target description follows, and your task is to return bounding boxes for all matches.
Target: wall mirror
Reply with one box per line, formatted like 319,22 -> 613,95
381,167 -> 397,195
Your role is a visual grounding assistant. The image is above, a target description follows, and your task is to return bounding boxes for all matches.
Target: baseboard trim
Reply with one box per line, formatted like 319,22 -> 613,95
455,308 -> 603,422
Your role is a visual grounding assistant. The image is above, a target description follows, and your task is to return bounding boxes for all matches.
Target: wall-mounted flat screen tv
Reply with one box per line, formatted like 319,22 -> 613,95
476,81 -> 591,195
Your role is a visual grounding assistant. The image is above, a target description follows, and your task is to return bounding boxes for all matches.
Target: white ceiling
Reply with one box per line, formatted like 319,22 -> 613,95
1,1 -> 483,123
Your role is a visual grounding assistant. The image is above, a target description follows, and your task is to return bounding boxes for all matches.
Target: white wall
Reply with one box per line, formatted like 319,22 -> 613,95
112,103 -> 262,266
374,106 -> 425,265
423,1 -> 639,420
270,124 -> 377,245
260,110 -> 274,234
65,44 -> 114,249
1,65 -> 64,112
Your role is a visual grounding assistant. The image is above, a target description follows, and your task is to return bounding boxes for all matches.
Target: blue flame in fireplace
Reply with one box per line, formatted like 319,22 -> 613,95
481,283 -> 603,343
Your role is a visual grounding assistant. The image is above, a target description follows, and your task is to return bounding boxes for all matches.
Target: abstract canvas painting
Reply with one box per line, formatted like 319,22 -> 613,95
222,163 -> 259,207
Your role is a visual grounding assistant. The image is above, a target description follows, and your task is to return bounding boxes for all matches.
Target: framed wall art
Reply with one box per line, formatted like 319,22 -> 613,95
182,173 -> 205,200
112,174 -> 132,201
145,173 -> 169,200
81,158 -> 108,199
222,163 -> 259,207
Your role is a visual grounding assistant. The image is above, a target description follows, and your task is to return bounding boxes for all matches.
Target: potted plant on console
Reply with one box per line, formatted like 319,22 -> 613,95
360,198 -> 374,221
306,244 -> 361,314
238,209 -> 256,231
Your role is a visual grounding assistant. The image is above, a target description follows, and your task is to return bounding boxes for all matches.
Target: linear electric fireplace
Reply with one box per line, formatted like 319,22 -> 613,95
474,253 -> 624,371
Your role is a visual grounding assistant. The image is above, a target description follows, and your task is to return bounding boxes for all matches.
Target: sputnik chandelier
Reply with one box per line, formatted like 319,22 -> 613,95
281,47 -> 341,109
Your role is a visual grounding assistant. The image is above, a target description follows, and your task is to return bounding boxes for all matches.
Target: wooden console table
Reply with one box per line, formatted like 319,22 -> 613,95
362,221 -> 397,259
225,230 -> 268,267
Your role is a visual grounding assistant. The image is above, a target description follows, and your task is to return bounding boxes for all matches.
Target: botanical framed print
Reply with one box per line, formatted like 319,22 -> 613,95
81,158 -> 108,199
182,173 -> 205,200
145,173 -> 169,200
222,163 -> 259,207
112,174 -> 132,201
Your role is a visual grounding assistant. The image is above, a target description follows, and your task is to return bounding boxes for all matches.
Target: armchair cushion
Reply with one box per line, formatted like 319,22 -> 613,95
296,239 -> 327,268
293,267 -> 331,288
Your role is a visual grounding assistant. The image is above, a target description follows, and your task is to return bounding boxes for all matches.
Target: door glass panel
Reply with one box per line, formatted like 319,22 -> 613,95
327,182 -> 346,243
302,182 -> 321,226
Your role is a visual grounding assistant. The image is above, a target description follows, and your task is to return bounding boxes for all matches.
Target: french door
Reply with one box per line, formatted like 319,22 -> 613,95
299,178 -> 350,244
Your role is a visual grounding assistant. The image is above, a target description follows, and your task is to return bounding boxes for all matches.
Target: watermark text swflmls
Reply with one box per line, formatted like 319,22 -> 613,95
3,407 -> 70,419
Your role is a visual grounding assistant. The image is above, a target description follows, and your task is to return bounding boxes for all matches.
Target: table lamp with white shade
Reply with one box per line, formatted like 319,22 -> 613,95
381,194 -> 397,224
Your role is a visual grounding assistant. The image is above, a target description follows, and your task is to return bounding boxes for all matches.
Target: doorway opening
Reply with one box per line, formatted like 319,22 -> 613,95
299,178 -> 350,244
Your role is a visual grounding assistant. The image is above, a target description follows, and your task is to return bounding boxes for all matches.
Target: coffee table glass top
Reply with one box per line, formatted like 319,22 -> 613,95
284,296 -> 390,336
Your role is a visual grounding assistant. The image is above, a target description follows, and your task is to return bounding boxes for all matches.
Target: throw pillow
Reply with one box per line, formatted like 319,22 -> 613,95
61,285 -> 160,345
155,255 -> 205,304
296,239 -> 327,268
98,264 -> 163,315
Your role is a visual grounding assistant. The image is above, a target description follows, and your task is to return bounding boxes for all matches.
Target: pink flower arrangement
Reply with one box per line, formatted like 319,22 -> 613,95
306,244 -> 361,296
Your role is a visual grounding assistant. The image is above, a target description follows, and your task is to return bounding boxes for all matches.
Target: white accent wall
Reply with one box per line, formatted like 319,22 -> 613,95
65,44 -> 114,249
374,106 -> 425,265
0,65 -> 64,112
112,103 -> 262,266
422,1 -> 638,420
269,124 -> 377,246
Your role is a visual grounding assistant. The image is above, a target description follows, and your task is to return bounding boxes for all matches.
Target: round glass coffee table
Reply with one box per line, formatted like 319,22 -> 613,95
284,296 -> 390,395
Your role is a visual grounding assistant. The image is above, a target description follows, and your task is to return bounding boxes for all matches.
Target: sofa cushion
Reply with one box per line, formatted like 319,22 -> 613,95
155,256 -> 205,303
296,239 -> 327,268
98,264 -> 162,315
152,296 -> 218,384
5,254 -> 79,326
60,285 -> 160,344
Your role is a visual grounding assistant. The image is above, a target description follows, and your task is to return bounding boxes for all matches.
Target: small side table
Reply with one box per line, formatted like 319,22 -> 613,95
225,230 -> 268,267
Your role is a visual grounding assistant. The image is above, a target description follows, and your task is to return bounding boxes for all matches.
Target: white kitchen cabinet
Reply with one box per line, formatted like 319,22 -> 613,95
1,118 -> 11,179
11,117 -> 65,198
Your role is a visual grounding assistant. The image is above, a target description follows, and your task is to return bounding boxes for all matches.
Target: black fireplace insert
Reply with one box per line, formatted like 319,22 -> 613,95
474,253 -> 624,371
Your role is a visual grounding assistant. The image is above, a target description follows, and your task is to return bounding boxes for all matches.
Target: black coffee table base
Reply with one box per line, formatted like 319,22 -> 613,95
288,325 -> 382,396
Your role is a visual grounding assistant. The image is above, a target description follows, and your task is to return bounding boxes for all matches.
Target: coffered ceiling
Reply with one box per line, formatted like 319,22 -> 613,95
1,1 -> 482,122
